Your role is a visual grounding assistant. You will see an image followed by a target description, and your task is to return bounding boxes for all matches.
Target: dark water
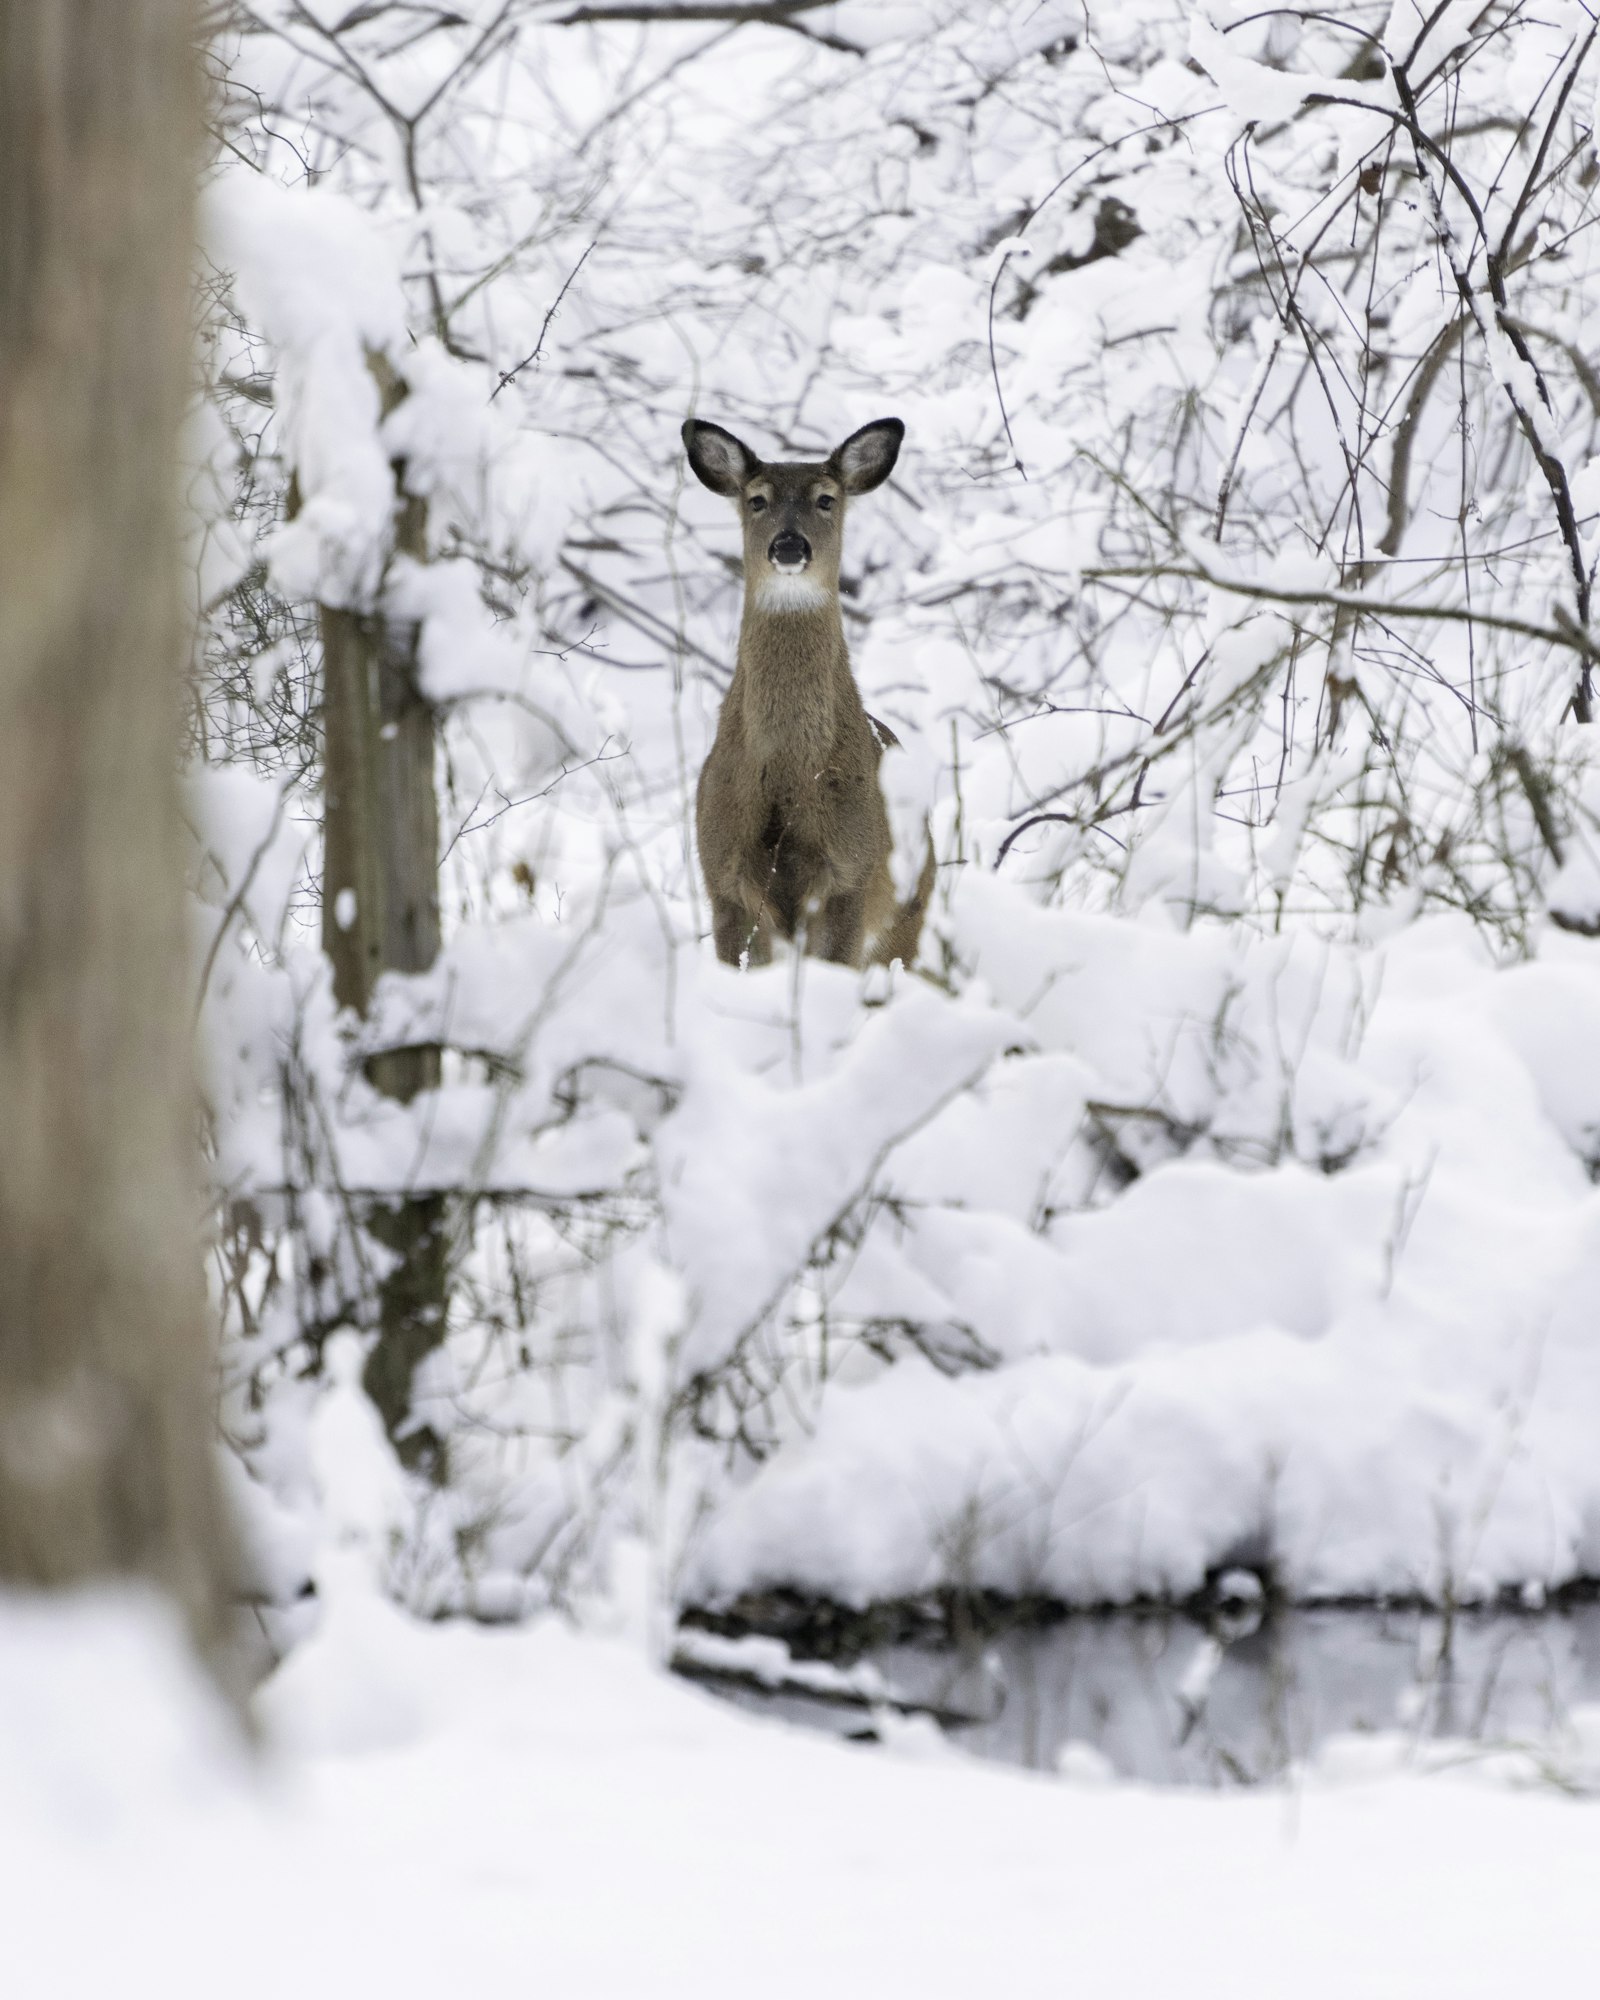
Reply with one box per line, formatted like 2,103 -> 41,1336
690,1603 -> 1600,1785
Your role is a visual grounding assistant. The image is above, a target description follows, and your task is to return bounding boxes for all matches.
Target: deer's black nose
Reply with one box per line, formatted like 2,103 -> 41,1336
768,531 -> 811,571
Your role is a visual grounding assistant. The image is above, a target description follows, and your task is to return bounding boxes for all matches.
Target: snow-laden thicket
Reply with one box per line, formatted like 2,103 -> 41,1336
192,0 -> 1600,1634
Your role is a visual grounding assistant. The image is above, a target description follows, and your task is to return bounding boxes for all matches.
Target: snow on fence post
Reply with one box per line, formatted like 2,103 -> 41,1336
314,348 -> 450,1476
210,173 -> 458,1479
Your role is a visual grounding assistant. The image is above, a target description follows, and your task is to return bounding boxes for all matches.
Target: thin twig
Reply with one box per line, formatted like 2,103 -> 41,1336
491,239 -> 598,401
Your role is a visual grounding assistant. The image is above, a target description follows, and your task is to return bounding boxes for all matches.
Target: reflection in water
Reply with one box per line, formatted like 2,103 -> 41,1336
706,1605 -> 1600,1786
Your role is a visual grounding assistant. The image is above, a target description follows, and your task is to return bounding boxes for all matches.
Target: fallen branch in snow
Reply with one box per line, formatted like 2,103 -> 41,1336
669,1629 -> 991,1728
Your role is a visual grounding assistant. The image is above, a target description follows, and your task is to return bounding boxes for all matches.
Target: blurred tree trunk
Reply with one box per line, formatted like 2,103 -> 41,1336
318,355 -> 448,1476
0,1 -> 234,1652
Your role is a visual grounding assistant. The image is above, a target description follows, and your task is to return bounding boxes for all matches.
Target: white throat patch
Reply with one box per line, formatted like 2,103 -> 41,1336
755,571 -> 829,612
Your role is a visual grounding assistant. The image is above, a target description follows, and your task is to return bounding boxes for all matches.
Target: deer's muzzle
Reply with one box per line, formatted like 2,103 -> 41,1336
768,531 -> 811,572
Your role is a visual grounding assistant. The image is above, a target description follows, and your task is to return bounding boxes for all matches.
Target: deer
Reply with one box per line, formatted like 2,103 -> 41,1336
682,414 -> 935,970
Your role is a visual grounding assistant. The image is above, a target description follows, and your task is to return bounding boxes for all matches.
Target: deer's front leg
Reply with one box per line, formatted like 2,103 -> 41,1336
712,897 -> 772,967
813,886 -> 868,966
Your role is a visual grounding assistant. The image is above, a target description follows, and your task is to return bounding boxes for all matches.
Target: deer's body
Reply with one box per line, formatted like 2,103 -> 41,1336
684,416 -> 932,968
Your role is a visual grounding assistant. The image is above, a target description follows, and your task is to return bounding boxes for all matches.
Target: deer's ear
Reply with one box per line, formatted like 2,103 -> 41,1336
830,417 -> 903,494
682,419 -> 758,496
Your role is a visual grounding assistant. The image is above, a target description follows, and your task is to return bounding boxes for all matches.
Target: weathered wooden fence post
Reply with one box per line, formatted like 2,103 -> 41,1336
319,355 -> 449,1474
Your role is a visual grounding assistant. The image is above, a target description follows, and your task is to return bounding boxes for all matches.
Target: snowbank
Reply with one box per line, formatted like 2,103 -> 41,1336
686,899 -> 1600,1611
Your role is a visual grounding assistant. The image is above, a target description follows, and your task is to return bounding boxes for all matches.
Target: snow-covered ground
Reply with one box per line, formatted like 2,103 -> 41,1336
12,1576 -> 1600,2000
7,1581 -> 1598,1998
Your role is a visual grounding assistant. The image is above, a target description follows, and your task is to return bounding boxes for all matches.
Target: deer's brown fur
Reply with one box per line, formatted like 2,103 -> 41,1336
684,415 -> 933,969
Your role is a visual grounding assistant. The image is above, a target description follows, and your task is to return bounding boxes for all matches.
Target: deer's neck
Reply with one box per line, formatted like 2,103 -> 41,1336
734,593 -> 848,766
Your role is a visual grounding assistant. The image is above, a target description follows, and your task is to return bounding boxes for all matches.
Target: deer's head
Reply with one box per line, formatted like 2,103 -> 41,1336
681,416 -> 903,610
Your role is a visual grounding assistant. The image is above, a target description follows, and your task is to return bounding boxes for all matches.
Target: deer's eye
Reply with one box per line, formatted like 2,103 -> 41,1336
747,493 -> 768,513
816,493 -> 836,512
